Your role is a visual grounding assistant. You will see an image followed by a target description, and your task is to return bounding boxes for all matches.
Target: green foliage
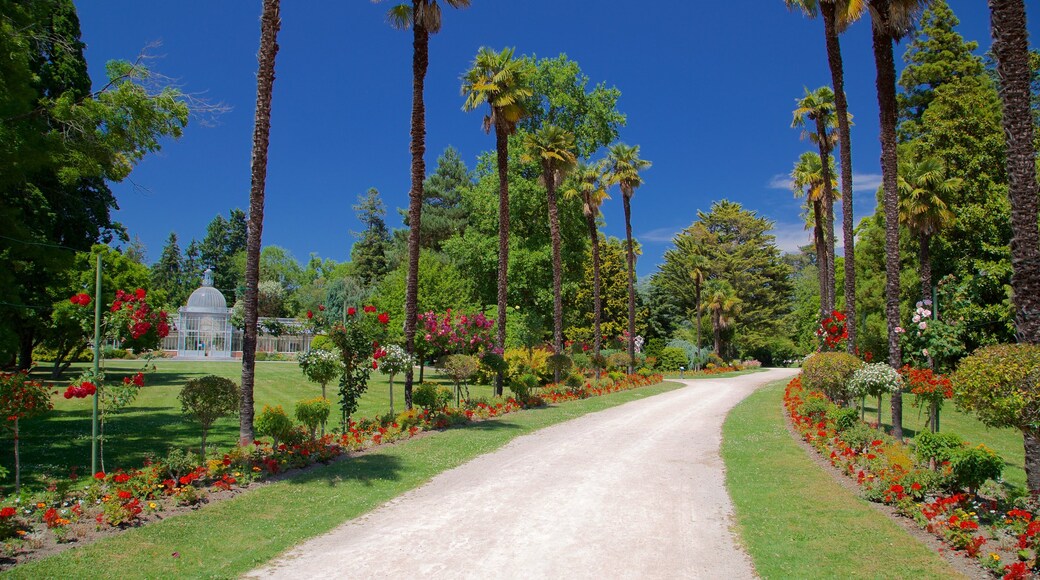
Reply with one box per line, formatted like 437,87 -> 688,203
178,375 -> 239,457
504,348 -> 550,384
441,355 -> 479,385
255,405 -> 294,448
412,383 -> 452,411
398,147 -> 472,252
310,335 -> 334,352
847,363 -> 903,401
801,352 -> 864,404
949,444 -> 1003,493
605,352 -> 630,371
200,210 -> 248,294
952,344 -> 1040,431
510,373 -> 540,401
799,395 -> 830,419
351,188 -> 391,287
826,405 -> 860,433
545,354 -> 572,377
913,431 -> 964,465
298,348 -> 342,394
657,347 -> 688,371
294,398 -> 331,440
842,422 -> 884,452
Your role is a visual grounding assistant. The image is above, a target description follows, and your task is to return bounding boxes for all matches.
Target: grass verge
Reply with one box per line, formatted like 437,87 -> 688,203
722,380 -> 961,579
5,381 -> 682,578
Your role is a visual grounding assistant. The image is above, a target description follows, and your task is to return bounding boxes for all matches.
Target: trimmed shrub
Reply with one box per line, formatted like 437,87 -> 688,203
178,375 -> 239,458
950,444 -> 1003,493
310,335 -> 335,352
510,373 -> 540,401
606,352 -> 631,371
826,405 -> 859,433
295,397 -> 332,440
657,347 -> 688,371
256,405 -> 294,448
546,354 -> 572,378
913,431 -> 964,466
413,383 -> 452,411
801,352 -> 864,405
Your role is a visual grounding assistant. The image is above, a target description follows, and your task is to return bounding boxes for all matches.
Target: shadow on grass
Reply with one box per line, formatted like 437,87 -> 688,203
287,453 -> 407,488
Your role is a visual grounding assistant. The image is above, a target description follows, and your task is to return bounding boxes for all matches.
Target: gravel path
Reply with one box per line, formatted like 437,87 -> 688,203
245,368 -> 798,579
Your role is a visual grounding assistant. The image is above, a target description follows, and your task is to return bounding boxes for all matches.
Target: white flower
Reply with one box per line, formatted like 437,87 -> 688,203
922,348 -> 930,357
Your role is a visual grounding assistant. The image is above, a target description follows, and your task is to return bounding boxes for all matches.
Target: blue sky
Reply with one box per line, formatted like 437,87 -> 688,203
74,1 -> 1030,277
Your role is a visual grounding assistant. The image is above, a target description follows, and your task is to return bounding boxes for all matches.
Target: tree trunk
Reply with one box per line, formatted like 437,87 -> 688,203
13,418 -> 19,494
813,199 -> 828,319
919,232 -> 932,302
240,0 -> 281,444
872,5 -> 904,440
695,283 -> 702,369
494,118 -> 511,396
403,7 -> 429,411
713,313 -> 722,357
1025,429 -> 1040,497
623,194 -> 637,374
822,1 -> 858,354
17,330 -> 33,372
990,0 -> 1040,346
201,429 -> 208,460
587,213 -> 602,360
546,167 -> 564,379
815,116 -> 837,314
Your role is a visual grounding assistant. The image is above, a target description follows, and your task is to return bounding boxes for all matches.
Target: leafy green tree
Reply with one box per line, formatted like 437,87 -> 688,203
570,236 -> 634,348
522,125 -> 577,369
240,0 -> 282,444
200,213 -> 243,294
565,161 -> 610,357
461,46 -> 534,395
897,156 -> 961,300
791,151 -> 837,318
606,143 -> 652,373
179,375 -> 240,459
259,245 -> 305,297
520,54 -> 627,159
657,225 -> 712,358
784,0 -> 865,353
350,188 -> 391,287
989,0 -> 1040,344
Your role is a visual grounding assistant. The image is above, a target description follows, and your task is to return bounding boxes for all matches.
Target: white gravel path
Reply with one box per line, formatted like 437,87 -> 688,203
245,368 -> 798,579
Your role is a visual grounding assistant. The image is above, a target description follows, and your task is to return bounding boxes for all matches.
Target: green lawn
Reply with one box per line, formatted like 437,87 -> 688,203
5,380 -> 683,579
10,360 -> 497,491
722,380 -> 963,579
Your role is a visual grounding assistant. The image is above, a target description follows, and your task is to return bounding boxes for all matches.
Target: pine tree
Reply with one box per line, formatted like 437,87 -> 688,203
401,146 -> 471,251
152,232 -> 184,304
351,188 -> 391,287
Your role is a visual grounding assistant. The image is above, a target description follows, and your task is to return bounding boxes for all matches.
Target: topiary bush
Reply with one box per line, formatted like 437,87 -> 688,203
256,405 -> 295,448
913,431 -> 964,466
826,404 -> 859,433
949,444 -> 1003,494
606,352 -> 631,372
178,375 -> 239,459
847,362 -> 903,425
545,354 -> 572,381
801,352 -> 864,405
295,397 -> 331,440
952,344 -> 1040,493
413,383 -> 452,411
657,347 -> 688,371
510,373 -> 540,402
310,335 -> 335,352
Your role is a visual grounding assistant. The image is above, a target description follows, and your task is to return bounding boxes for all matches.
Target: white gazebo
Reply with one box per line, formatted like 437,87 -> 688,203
176,269 -> 232,359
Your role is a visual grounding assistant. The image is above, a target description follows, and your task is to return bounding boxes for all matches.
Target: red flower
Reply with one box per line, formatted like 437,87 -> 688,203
364,305 -> 377,313
94,471 -> 106,480
306,310 -> 314,319
114,473 -> 131,484
135,288 -> 146,300
910,482 -> 922,491
347,307 -> 356,316
378,312 -> 390,325
117,490 -> 132,500
0,507 -> 15,518
318,304 -> 325,311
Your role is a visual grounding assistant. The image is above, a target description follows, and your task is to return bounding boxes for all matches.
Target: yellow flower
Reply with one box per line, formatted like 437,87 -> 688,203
990,553 -> 1001,562
252,466 -> 261,472
233,472 -> 241,477
148,502 -> 157,510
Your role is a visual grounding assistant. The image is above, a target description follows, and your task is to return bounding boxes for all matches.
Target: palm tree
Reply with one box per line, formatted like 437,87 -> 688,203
868,0 -> 930,440
667,233 -> 711,367
565,160 -> 610,362
380,0 -> 470,410
791,151 -> 838,318
522,125 -> 577,379
606,143 -> 652,374
461,47 -> 533,396
897,157 -> 961,300
785,0 -> 866,354
792,86 -> 841,314
704,279 -> 742,358
989,0 -> 1040,347
240,0 -> 282,444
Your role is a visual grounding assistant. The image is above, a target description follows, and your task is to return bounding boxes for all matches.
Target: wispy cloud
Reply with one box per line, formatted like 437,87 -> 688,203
767,174 -> 794,190
769,221 -> 813,253
638,227 -> 681,243
851,173 -> 883,192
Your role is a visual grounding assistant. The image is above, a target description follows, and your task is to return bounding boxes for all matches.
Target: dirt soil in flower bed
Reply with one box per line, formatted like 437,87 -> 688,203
782,406 -> 990,579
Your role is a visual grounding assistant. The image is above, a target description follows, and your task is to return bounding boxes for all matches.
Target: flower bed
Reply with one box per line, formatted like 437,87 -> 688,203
0,372 -> 662,566
785,375 -> 1038,579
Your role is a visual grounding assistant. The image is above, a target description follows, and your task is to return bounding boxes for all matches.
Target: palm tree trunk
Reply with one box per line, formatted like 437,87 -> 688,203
623,194 -> 637,374
990,0 -> 1040,346
240,0 -> 281,444
1026,429 -> 1040,496
546,170 -> 564,383
586,214 -> 602,358
713,312 -> 722,357
494,120 -> 510,396
872,5 -> 904,440
403,7 -> 429,411
919,232 -> 932,302
822,1 -> 858,354
695,283 -> 702,369
814,116 -> 836,314
813,200 -> 828,319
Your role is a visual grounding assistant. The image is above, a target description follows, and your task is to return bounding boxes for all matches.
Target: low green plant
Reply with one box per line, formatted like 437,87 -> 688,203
841,422 -> 882,452
159,448 -> 201,480
606,352 -> 630,371
545,354 -> 572,382
798,393 -> 829,419
657,347 -> 688,371
413,383 -> 452,411
177,375 -> 239,459
801,352 -> 863,405
256,405 -> 294,448
950,444 -> 1003,493
826,405 -> 859,433
913,431 -> 964,466
295,398 -> 332,440
510,373 -> 539,401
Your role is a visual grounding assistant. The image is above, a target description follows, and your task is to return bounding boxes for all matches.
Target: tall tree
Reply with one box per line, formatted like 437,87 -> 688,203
658,229 -> 712,363
152,232 -> 184,306
400,146 -> 472,251
792,86 -> 841,314
897,156 -> 961,300
461,46 -> 534,395
990,0 -> 1040,346
566,161 -> 610,359
786,0 -> 865,354
240,0 -> 281,444
704,279 -> 742,358
868,0 -> 929,440
522,125 -> 577,373
606,143 -> 652,374
350,188 -> 391,287
380,0 -> 470,410
791,150 -> 837,317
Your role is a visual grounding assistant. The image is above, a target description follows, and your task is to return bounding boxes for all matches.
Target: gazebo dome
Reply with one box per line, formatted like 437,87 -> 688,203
185,269 -> 227,313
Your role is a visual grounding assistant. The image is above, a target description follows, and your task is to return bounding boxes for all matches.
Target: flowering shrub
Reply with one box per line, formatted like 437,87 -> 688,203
415,310 -> 495,361
801,352 -> 863,405
847,363 -> 902,425
815,310 -> 848,351
298,348 -> 343,400
328,306 -> 390,428
378,344 -> 414,414
295,398 -> 332,440
0,372 -> 53,492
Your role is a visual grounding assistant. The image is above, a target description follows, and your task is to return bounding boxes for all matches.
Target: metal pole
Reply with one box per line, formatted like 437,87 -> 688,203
91,254 -> 102,475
